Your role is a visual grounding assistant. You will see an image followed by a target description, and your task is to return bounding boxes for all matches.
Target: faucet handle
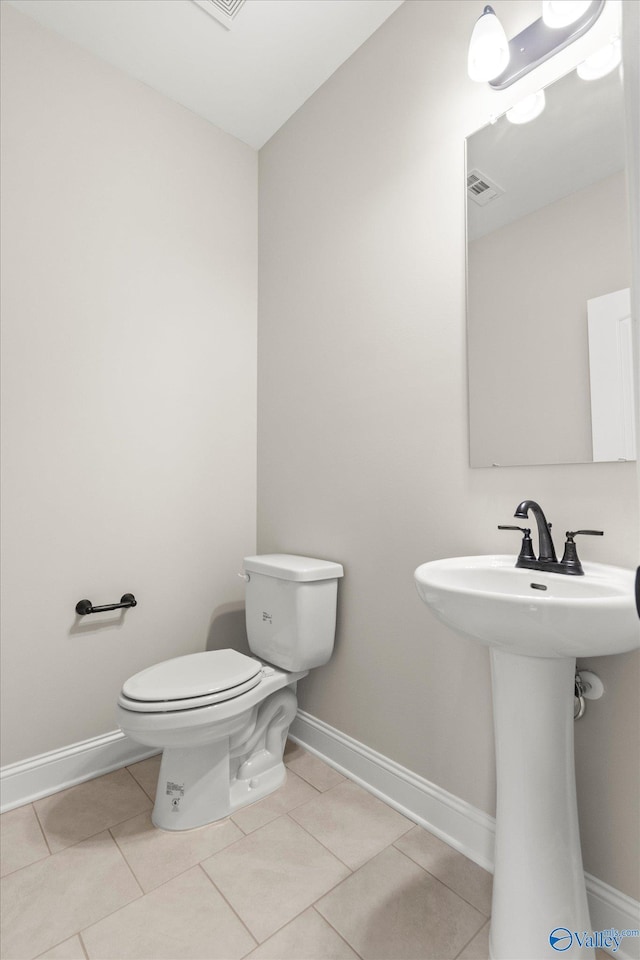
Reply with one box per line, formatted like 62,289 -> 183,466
498,525 -> 535,562
561,530 -> 604,575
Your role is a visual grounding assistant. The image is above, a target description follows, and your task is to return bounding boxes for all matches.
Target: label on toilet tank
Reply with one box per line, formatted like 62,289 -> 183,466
166,781 -> 184,797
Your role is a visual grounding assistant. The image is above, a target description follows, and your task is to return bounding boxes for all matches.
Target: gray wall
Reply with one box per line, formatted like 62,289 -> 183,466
258,0 -> 639,899
0,5 -> 258,764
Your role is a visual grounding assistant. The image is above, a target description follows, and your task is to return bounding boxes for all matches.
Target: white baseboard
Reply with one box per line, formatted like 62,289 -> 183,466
2,714 -> 637,960
290,709 -> 496,871
586,874 -> 640,960
289,710 -> 640,960
0,731 -> 158,813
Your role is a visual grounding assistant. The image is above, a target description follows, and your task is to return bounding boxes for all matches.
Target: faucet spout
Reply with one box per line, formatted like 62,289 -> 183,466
514,500 -> 557,563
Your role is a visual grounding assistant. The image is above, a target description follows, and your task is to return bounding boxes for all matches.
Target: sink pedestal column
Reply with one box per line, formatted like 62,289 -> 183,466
489,648 -> 593,960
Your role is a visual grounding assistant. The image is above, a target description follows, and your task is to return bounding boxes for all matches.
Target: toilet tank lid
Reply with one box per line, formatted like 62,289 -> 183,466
243,554 -> 344,582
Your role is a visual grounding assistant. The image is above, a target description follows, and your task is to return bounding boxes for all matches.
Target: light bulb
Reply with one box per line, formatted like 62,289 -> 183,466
542,1 -> 592,28
468,5 -> 510,82
577,38 -> 622,79
506,90 -> 546,124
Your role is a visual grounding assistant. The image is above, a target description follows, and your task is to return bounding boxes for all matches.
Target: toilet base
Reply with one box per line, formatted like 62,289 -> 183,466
151,686 -> 297,830
153,741 -> 226,830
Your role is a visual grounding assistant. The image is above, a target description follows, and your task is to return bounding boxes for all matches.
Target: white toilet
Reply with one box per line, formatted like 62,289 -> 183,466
117,554 -> 343,830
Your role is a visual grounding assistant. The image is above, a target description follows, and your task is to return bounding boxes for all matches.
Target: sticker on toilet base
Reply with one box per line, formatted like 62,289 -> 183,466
166,781 -> 184,797
170,797 -> 181,812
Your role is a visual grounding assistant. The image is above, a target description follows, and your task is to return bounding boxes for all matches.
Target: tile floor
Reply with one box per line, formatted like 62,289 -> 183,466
0,742 -> 506,959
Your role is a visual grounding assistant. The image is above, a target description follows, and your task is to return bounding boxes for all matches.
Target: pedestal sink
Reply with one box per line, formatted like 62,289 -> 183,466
414,555 -> 638,960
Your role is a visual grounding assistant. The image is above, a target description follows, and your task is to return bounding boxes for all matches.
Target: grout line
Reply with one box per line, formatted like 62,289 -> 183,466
228,773 -> 321,835
310,905 -> 365,960
27,836 -> 148,955
77,861 -> 220,949
0,814 -> 151,883
0,802 -> 51,878
31,801 -> 54,856
106,828 -> 145,899
395,819 -> 417,841
241,910 -> 309,954
281,810 -> 356,873
126,757 -> 161,802
391,838 -> 492,918
112,857 -> 214,898
229,811 -> 251,834
28,804 -> 153,859
286,767 -> 322,796
453,918 -> 490,959
286,801 -> 414,876
308,841 -> 489,960
106,806 -> 154,837
106,816 -> 247,897
26,770 -> 154,857
121,763 -> 158,804
195,813 -> 354,948
196,863 -> 259,951
284,753 -> 346,793
77,930 -> 90,959
36,933 -> 88,960
0,850 -> 51,881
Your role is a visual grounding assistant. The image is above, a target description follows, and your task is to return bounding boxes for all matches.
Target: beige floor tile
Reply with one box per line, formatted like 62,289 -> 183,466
0,830 -> 141,959
247,908 -> 359,959
201,815 -> 350,943
127,755 -> 161,801
316,845 -> 486,960
283,739 -> 306,763
395,826 -> 493,915
81,865 -> 255,959
34,769 -> 152,853
290,779 -> 412,869
456,921 -> 490,959
230,769 -> 319,834
1,804 -> 50,877
36,936 -> 87,959
111,810 -> 243,892
286,752 -> 346,792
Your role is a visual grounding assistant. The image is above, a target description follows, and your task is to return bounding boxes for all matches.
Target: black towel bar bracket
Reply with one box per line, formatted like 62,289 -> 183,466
75,593 -> 137,616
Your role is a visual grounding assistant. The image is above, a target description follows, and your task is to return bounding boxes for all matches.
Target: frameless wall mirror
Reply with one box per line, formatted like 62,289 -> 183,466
466,64 -> 634,467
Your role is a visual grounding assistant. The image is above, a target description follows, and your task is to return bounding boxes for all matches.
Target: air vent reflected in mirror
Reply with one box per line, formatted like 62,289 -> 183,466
467,169 -> 505,207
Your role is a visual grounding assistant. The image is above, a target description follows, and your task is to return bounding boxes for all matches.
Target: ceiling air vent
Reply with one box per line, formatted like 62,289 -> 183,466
467,169 -> 505,207
191,0 -> 247,30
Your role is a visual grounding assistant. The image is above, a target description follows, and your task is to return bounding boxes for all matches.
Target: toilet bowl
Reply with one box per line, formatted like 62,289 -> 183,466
117,554 -> 343,830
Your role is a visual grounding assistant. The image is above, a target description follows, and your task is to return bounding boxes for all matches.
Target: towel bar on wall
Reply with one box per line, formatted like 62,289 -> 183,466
75,593 -> 137,616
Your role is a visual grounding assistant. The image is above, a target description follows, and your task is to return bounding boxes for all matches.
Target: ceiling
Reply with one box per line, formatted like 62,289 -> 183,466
467,62 -> 625,240
7,0 -> 404,149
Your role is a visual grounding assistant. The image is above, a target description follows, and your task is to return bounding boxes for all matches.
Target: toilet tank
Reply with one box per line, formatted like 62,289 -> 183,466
243,555 -> 344,671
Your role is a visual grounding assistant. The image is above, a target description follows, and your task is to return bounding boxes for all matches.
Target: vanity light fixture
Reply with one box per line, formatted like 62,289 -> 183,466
467,0 -> 605,89
467,5 -> 510,82
506,89 -> 546,123
542,1 -> 592,28
576,37 -> 622,79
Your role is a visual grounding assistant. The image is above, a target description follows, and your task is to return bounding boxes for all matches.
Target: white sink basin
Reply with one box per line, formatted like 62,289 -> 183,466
415,553 -> 638,957
414,554 -> 638,658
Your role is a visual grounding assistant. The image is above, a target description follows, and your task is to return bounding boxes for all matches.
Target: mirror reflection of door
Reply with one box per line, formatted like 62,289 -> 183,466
588,287 -> 635,462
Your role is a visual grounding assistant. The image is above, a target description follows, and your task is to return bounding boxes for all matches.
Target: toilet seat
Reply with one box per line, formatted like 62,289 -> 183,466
118,650 -> 263,713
